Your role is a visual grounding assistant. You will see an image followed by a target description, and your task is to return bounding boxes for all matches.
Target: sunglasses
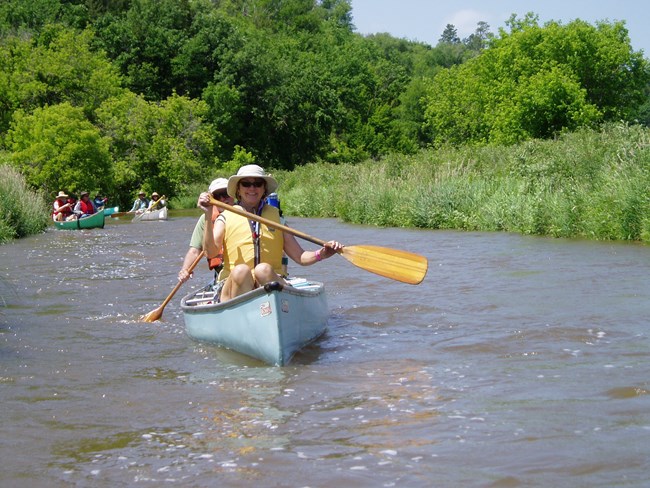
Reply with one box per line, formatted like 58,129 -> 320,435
240,180 -> 265,188
212,191 -> 229,200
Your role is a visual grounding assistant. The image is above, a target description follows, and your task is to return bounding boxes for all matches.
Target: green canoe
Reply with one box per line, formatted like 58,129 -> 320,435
54,210 -> 105,230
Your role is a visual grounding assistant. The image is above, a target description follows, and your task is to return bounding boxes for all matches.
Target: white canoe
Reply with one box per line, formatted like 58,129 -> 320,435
137,206 -> 168,221
180,278 -> 328,366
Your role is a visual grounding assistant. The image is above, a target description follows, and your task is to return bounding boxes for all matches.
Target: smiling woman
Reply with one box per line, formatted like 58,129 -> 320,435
198,164 -> 344,303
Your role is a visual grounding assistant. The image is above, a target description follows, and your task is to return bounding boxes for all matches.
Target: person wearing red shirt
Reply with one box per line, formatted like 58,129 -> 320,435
52,191 -> 73,221
74,191 -> 96,217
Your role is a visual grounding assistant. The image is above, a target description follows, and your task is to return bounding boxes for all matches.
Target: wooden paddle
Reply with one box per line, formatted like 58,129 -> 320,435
208,197 -> 428,285
141,250 -> 206,322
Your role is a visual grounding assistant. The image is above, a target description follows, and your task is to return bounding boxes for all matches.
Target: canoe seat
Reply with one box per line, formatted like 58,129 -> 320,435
185,289 -> 217,306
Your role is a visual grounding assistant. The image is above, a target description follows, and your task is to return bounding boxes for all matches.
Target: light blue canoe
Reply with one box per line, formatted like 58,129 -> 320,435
102,206 -> 119,216
180,278 -> 328,366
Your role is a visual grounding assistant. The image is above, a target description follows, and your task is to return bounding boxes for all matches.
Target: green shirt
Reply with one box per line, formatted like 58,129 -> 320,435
189,214 -> 206,249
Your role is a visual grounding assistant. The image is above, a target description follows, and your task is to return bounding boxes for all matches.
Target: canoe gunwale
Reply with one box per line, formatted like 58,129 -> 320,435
53,209 -> 105,230
181,280 -> 324,313
136,206 -> 168,221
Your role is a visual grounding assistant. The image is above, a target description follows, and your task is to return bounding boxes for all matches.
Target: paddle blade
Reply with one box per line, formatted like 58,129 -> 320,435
140,306 -> 163,322
341,245 -> 428,285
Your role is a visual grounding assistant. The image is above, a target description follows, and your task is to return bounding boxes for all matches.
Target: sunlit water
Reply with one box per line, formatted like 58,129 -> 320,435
1,212 -> 649,487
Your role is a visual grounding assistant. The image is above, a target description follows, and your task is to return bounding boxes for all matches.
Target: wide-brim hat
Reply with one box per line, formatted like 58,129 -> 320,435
151,192 -> 159,198
227,164 -> 278,198
56,191 -> 68,199
80,191 -> 89,197
138,191 -> 146,196
208,177 -> 229,194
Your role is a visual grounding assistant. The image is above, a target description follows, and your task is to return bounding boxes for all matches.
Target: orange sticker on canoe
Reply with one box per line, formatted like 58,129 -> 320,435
260,301 -> 272,317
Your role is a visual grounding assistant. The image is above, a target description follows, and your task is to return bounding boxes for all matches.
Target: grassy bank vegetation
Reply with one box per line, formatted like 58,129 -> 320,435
278,124 -> 650,242
0,165 -> 49,244
4,124 -> 649,245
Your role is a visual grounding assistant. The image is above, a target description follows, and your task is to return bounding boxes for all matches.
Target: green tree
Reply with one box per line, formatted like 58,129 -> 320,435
7,103 -> 114,197
0,0 -> 82,33
171,7 -> 240,99
94,0 -> 193,100
96,91 -> 218,203
423,15 -> 649,146
463,21 -> 493,53
439,24 -> 460,44
0,25 -> 123,134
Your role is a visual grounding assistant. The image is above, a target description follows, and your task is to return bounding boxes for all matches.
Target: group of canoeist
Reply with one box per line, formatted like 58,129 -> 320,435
52,191 -> 108,222
52,190 -> 166,221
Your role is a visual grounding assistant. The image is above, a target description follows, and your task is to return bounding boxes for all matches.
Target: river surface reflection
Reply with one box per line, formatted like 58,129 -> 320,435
1,211 -> 649,487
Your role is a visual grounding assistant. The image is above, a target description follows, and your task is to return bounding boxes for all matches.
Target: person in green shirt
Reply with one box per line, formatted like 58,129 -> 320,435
178,178 -> 234,284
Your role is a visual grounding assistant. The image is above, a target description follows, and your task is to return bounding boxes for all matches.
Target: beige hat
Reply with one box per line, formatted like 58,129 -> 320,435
151,192 -> 159,198
208,178 -> 229,194
138,191 -> 146,196
56,191 -> 68,199
227,164 -> 278,198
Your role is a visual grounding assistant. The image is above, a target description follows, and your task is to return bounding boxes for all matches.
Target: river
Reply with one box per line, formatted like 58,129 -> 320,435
1,211 -> 649,487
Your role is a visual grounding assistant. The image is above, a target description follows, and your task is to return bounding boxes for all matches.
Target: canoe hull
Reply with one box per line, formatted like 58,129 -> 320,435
102,206 -> 119,216
54,210 -> 105,230
181,280 -> 328,366
138,207 -> 168,221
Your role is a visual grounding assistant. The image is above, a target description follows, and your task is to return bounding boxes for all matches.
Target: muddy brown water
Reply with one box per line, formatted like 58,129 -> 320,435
1,211 -> 649,487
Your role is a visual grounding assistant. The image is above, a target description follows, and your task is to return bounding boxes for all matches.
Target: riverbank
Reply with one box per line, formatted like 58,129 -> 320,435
0,165 -> 49,244
5,123 -> 649,244
278,123 -> 650,242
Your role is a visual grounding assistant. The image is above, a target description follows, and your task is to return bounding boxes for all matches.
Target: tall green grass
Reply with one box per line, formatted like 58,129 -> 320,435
0,164 -> 49,244
168,182 -> 207,209
277,123 -> 650,242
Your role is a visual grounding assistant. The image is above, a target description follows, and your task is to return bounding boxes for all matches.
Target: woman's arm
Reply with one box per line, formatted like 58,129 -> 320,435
178,246 -> 202,283
199,192 -> 224,260
283,232 -> 343,265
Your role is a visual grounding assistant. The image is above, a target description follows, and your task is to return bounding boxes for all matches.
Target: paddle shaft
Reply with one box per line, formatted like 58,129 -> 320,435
148,195 -> 166,211
208,196 -> 428,285
209,196 -> 326,247
160,249 -> 204,308
141,250 -> 205,322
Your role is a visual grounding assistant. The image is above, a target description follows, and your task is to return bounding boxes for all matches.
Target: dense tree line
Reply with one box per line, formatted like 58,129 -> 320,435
0,0 -> 648,209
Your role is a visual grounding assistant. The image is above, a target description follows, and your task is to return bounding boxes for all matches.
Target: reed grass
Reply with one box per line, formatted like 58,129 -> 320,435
0,164 -> 50,244
277,123 -> 650,243
168,182 -> 207,209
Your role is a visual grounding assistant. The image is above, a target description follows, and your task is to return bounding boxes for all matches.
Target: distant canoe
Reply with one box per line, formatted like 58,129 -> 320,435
135,206 -> 168,221
109,211 -> 134,219
101,206 -> 119,216
54,210 -> 105,230
181,278 -> 328,366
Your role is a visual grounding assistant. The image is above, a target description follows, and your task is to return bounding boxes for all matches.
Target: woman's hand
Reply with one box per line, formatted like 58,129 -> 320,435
320,240 -> 344,259
178,268 -> 192,284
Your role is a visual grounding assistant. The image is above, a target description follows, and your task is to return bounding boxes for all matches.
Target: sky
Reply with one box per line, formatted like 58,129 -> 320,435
349,0 -> 650,56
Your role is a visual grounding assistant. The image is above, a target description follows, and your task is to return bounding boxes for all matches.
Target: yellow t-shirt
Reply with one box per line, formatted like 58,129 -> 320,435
218,205 -> 284,281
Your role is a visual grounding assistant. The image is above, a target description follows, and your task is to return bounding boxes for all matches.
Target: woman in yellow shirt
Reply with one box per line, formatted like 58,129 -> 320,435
199,164 -> 343,303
